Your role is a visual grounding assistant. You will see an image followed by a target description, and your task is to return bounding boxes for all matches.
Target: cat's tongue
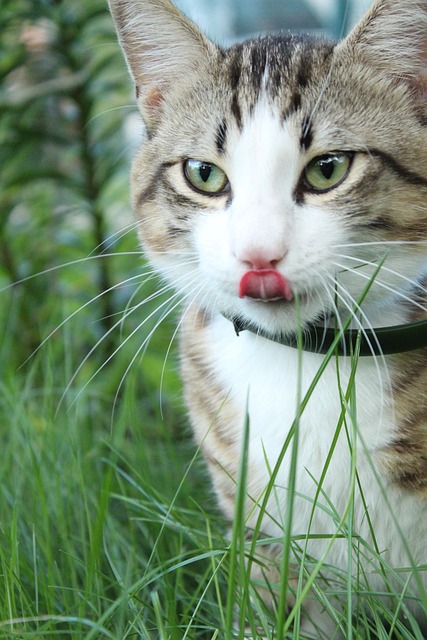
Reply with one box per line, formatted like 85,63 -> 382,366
239,269 -> 293,301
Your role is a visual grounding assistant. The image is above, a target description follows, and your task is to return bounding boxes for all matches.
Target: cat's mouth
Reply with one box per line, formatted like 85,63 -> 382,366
239,269 -> 293,302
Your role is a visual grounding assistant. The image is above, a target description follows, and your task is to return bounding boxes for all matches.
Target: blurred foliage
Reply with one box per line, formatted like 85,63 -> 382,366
0,5 -> 211,635
0,0 -> 181,411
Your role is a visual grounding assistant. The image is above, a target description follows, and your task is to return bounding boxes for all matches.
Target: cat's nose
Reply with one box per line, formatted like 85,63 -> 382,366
235,247 -> 287,271
239,251 -> 282,270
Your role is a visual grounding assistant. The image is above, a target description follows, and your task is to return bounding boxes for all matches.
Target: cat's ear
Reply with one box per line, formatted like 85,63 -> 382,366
339,0 -> 426,99
109,0 -> 216,126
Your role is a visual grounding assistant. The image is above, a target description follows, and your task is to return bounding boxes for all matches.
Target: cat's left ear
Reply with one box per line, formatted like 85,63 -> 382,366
338,0 -> 426,101
109,0 -> 216,126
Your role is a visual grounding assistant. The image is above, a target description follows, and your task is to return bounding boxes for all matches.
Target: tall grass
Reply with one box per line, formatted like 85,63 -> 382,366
0,306 -> 229,639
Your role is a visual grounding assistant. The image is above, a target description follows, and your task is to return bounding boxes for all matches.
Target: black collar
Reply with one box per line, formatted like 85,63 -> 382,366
228,315 -> 427,356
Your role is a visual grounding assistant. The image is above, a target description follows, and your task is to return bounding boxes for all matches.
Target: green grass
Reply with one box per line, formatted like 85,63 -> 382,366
0,302 -> 223,639
0,286 -> 426,640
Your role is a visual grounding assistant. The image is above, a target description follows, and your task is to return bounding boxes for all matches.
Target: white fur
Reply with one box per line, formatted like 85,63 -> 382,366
194,102 -> 349,336
206,313 -> 427,624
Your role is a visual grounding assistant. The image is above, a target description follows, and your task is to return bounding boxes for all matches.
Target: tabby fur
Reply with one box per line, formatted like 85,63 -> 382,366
110,0 -> 427,636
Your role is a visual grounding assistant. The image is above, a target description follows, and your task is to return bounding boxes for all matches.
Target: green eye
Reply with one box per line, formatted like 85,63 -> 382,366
184,159 -> 229,195
303,153 -> 353,192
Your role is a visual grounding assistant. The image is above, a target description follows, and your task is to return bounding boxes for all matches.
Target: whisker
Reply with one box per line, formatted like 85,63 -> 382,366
332,261 -> 427,315
114,255 -> 200,339
64,269 -> 203,413
86,104 -> 137,125
113,257 -> 199,340
321,272 -> 391,426
0,253 -> 142,294
313,272 -> 346,352
58,288 -> 177,413
335,240 -> 427,249
322,283 -> 389,430
90,221 -> 141,255
157,280 -> 207,418
25,253 -> 200,366
110,276 -> 206,425
115,275 -> 183,338
110,295 -> 182,427
323,272 -> 383,356
335,253 -> 427,295
21,271 -> 156,368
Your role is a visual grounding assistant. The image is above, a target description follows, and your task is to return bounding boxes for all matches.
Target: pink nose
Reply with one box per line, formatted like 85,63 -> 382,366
237,249 -> 285,271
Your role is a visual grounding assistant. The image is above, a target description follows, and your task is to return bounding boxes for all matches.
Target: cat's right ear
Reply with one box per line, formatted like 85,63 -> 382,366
109,0 -> 216,126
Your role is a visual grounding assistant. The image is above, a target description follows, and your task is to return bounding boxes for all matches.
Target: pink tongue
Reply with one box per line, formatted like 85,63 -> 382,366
239,269 -> 293,301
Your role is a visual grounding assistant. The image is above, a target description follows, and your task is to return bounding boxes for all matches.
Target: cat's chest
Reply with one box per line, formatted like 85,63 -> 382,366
207,315 -> 394,444
203,315 -> 397,521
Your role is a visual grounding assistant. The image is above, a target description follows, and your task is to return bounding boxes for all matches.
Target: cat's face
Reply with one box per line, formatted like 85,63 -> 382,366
111,0 -> 427,336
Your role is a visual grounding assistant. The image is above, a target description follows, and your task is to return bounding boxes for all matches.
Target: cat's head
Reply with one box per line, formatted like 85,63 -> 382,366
110,0 -> 427,337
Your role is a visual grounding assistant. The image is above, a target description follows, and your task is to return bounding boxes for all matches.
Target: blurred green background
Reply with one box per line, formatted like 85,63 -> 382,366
1,0 -> 145,374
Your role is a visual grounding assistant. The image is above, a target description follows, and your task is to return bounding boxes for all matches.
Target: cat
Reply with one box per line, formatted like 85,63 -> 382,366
109,0 -> 427,637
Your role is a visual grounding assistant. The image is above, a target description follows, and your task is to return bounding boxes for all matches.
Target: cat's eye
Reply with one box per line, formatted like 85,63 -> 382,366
184,159 -> 229,195
303,153 -> 353,193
